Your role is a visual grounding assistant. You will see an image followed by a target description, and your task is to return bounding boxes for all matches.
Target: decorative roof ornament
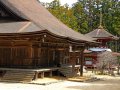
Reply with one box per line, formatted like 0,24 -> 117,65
85,6 -> 119,40
98,8 -> 104,29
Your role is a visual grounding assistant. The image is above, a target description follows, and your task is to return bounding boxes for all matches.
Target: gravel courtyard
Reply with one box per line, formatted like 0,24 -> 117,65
0,76 -> 120,90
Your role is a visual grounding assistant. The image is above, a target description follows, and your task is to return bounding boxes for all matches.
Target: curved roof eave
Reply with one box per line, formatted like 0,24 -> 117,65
85,28 -> 119,40
0,0 -> 94,43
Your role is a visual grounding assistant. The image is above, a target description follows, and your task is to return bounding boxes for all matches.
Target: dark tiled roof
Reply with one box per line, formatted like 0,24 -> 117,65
0,0 -> 95,42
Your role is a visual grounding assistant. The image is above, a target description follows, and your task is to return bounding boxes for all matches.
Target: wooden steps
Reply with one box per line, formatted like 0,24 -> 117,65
1,70 -> 35,83
59,65 -> 74,77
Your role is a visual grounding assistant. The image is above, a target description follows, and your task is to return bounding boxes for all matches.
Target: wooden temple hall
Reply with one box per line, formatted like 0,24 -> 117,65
0,0 -> 95,82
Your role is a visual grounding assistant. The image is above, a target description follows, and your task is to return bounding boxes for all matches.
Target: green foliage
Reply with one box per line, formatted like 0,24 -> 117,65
72,2 -> 89,33
42,0 -> 120,35
101,0 -> 120,35
45,0 -> 78,32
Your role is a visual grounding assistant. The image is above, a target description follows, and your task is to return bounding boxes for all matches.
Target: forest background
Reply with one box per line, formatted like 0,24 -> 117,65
39,0 -> 120,51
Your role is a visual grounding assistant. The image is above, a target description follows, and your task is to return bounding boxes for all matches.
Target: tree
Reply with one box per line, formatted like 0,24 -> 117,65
72,2 -> 89,33
41,0 -> 120,51
101,0 -> 120,35
45,0 -> 79,32
97,51 -> 117,75
41,0 -> 120,35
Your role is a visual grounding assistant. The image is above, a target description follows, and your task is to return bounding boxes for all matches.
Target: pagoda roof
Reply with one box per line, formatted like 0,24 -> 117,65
85,25 -> 119,40
0,0 -> 95,42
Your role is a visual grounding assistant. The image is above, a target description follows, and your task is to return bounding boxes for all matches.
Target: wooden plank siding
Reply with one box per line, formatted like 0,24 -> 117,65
70,52 -> 81,65
0,32 -> 70,69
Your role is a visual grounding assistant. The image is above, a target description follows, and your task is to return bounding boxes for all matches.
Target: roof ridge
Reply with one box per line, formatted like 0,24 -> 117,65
17,22 -> 31,32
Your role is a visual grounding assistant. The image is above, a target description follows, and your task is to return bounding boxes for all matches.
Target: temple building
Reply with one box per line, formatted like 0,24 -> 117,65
86,25 -> 118,48
0,0 -> 95,82
84,13 -> 119,68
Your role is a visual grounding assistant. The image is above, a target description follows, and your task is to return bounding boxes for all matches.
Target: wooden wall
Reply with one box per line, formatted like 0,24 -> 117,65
0,33 -> 70,68
69,52 -> 81,65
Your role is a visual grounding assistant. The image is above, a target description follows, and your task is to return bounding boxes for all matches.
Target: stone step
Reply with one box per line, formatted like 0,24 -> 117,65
1,70 -> 35,83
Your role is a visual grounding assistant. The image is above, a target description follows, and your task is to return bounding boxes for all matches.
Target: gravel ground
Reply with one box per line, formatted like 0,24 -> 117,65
67,79 -> 120,90
0,71 -> 120,90
0,77 -> 120,90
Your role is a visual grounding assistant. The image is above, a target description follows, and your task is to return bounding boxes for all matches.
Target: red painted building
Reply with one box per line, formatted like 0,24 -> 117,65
84,25 -> 119,68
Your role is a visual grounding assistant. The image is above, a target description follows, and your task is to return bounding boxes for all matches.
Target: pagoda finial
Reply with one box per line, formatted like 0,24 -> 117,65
98,8 -> 103,29
100,8 -> 102,26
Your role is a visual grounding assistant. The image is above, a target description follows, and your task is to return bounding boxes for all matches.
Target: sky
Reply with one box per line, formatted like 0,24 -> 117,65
39,0 -> 78,6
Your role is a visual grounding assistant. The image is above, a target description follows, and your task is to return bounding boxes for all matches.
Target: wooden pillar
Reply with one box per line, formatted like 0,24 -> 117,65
34,71 -> 38,80
49,71 -> 52,77
10,42 -> 14,67
47,46 -> 50,67
80,47 -> 85,76
41,72 -> 44,78
72,64 -> 75,75
38,43 -> 42,66
29,44 -> 33,67
30,44 -> 33,58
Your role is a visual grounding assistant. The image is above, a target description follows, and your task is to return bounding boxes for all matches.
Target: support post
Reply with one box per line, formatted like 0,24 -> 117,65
41,72 -> 44,78
80,47 -> 85,76
49,71 -> 52,77
72,64 -> 75,75
34,71 -> 38,80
